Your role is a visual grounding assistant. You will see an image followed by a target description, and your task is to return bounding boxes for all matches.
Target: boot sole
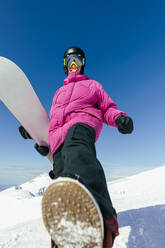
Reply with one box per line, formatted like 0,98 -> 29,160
42,177 -> 104,248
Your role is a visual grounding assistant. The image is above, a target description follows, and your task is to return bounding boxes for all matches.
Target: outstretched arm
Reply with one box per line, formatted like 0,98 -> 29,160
95,81 -> 133,133
95,81 -> 126,126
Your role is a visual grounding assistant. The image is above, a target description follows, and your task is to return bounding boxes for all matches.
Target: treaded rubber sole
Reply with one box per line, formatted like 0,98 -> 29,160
42,177 -> 103,248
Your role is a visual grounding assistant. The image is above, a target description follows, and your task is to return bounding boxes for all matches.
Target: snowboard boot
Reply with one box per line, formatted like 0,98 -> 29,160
42,177 -> 104,248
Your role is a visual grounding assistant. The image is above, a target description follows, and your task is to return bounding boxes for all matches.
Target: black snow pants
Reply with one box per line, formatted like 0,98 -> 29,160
52,123 -> 116,218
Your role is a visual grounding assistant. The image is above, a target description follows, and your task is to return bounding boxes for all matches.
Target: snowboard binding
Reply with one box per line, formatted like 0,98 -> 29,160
42,177 -> 104,248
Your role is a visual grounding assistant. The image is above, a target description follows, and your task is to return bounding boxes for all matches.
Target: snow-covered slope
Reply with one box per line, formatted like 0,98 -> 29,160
108,166 -> 165,248
0,166 -> 165,248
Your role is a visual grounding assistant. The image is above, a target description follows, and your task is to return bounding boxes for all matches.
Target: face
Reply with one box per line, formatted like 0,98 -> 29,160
65,54 -> 83,74
68,62 -> 81,74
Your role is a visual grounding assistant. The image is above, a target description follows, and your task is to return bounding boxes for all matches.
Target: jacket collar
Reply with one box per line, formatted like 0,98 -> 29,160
64,72 -> 89,85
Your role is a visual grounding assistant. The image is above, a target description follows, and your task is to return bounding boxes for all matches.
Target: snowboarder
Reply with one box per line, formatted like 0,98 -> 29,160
19,46 -> 133,247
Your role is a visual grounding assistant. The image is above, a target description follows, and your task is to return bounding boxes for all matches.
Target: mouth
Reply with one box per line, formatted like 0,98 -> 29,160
68,62 -> 81,73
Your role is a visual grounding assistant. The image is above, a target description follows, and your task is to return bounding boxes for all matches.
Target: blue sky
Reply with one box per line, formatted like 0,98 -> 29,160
0,0 -> 165,185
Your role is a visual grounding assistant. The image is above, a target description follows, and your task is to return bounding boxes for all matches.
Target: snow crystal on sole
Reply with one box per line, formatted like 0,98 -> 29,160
50,213 -> 101,248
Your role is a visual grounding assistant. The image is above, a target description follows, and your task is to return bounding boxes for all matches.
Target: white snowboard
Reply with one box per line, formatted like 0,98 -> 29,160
0,56 -> 53,163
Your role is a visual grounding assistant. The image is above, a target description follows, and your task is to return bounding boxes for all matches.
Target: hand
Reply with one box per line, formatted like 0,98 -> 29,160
115,115 -> 133,134
19,126 -> 32,139
49,170 -> 55,179
34,143 -> 49,156
19,126 -> 49,156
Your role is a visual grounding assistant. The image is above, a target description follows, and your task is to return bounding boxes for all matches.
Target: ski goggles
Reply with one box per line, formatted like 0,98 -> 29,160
64,54 -> 85,68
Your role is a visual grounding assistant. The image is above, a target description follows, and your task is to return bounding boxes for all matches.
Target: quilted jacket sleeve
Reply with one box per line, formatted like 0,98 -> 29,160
94,81 -> 127,127
49,88 -> 60,119
49,94 -> 56,119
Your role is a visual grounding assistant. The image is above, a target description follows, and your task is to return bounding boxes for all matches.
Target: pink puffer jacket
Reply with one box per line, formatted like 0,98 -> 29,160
49,72 -> 126,154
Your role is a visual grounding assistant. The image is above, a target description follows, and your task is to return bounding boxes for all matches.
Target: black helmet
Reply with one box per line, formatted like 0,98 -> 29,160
63,46 -> 86,74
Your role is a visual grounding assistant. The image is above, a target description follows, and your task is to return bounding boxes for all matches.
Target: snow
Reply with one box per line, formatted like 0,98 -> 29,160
108,166 -> 165,248
50,214 -> 101,248
0,166 -> 165,247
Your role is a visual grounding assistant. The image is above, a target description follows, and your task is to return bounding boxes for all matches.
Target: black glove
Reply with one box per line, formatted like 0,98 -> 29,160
19,126 -> 32,139
115,114 -> 133,134
49,170 -> 55,179
19,126 -> 49,156
34,143 -> 49,156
